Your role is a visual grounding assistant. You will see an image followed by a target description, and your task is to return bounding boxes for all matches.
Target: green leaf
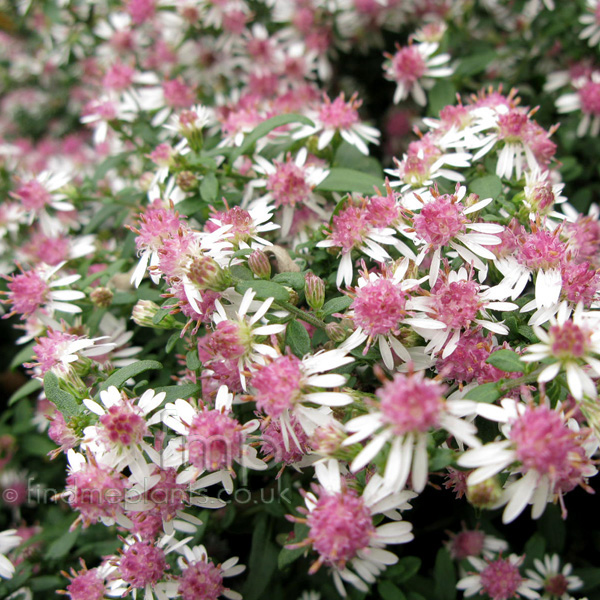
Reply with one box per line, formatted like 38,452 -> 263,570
199,173 -> 218,203
235,279 -> 290,303
8,378 -> 42,406
272,271 -> 306,291
186,349 -> 201,371
230,264 -> 254,281
29,576 -> 65,592
9,342 -> 35,370
278,523 -> 309,570
98,360 -> 163,393
93,152 -> 129,181
322,295 -> 353,316
428,79 -> 457,117
454,50 -> 496,76
522,533 -> 546,569
386,557 -> 422,584
230,113 -> 315,163
44,527 -> 78,560
576,567 -> 600,592
378,581 -> 407,600
153,302 -> 177,325
153,383 -> 202,403
334,141 -> 383,177
429,447 -> 455,471
470,175 -> 503,200
464,382 -> 501,403
82,204 -> 122,234
486,349 -> 524,373
166,332 -> 180,353
316,168 -> 384,195
244,515 -> 278,600
22,434 -> 55,456
43,372 -> 81,417
286,320 -> 311,358
433,548 -> 456,600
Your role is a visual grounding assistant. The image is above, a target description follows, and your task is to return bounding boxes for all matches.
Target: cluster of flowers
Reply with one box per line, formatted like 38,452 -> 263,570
1,1 -> 600,600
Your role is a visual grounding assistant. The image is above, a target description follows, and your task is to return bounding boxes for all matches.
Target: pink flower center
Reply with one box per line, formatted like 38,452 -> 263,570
365,194 -> 400,228
135,205 -> 184,252
7,270 -> 49,317
479,558 -> 522,600
561,262 -> 600,305
260,414 -> 309,464
251,355 -> 304,418
202,320 -> 249,360
187,409 -> 243,471
147,468 -> 187,520
99,402 -> 148,447
163,78 -> 195,109
432,279 -> 481,329
579,80 -> 600,115
66,465 -> 126,523
549,320 -> 592,360
12,180 -> 51,211
102,62 -> 134,91
205,206 -> 255,246
377,372 -> 446,434
352,279 -> 407,337
329,204 -> 368,251
178,560 -> 224,600
517,229 -> 566,271
127,0 -> 155,24
119,541 -> 166,588
497,111 -> 529,141
319,95 -> 360,130
510,405 -> 580,476
266,159 -> 312,208
307,488 -> 375,568
32,330 -> 80,375
527,182 -> 555,212
413,197 -> 466,247
389,46 -> 426,84
449,530 -> 486,560
545,574 -> 569,597
66,568 -> 106,600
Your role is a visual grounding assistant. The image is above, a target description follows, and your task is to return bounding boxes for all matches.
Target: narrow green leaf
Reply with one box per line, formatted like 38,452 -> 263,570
199,173 -> 218,203
278,523 -> 309,570
454,50 -> 496,76
322,295 -> 353,316
272,272 -> 306,291
82,204 -> 122,234
8,378 -> 41,406
470,175 -> 503,200
286,320 -> 311,358
486,349 -> 524,373
166,332 -> 180,353
230,113 -> 314,163
316,167 -> 384,195
44,528 -> 78,560
186,349 -> 201,371
43,372 -> 81,417
428,79 -> 457,117
235,279 -> 290,303
244,515 -> 278,600
386,557 -> 422,583
464,382 -> 501,403
98,360 -> 163,392
153,383 -> 202,403
9,342 -> 35,370
433,548 -> 456,600
378,581 -> 406,600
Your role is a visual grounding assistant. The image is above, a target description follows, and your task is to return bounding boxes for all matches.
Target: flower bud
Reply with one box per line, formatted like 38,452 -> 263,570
186,255 -> 232,292
326,321 -> 349,342
248,250 -> 271,279
176,170 -> 198,192
304,272 -> 325,311
90,287 -> 113,308
466,476 -> 502,509
132,299 -> 181,329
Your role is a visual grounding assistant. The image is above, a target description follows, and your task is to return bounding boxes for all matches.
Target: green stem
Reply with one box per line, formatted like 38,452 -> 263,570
275,300 -> 327,330
497,368 -> 544,393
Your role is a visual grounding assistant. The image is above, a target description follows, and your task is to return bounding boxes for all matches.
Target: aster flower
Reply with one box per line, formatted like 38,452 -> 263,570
82,385 -> 166,481
579,0 -> 600,47
0,529 -> 21,579
522,168 -> 567,222
2,262 -> 86,320
526,554 -> 583,600
199,289 -> 287,388
246,149 -> 330,236
108,534 -> 192,600
343,370 -> 480,493
522,303 -> 600,401
287,459 -> 415,597
407,266 -> 518,358
249,348 -> 355,448
458,398 -> 597,523
398,184 -> 504,287
60,558 -> 117,600
176,544 -> 245,600
316,196 -> 401,287
457,554 -> 541,600
556,71 -> 600,137
292,92 -> 380,156
446,527 -> 508,561
383,41 -> 453,106
162,384 -> 267,482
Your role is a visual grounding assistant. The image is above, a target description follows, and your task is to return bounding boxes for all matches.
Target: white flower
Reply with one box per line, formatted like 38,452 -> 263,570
526,554 -> 583,600
0,530 -> 21,579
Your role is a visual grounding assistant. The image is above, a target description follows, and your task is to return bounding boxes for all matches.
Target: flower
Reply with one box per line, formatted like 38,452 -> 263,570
457,554 -> 540,600
383,42 -> 453,106
526,554 -> 583,600
0,529 -> 21,579
522,303 -> 600,400
177,544 -> 245,600
556,71 -> 600,137
344,370 -> 480,493
579,0 -> 600,47
287,459 -> 415,596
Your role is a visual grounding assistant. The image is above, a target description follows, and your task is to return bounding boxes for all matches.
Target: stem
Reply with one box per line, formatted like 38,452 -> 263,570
275,300 -> 328,330
497,368 -> 544,393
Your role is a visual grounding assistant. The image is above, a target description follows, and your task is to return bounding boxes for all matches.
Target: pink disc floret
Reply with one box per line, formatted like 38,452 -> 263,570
413,196 -> 466,247
351,278 -> 407,337
479,557 -> 523,600
178,560 -> 224,600
119,540 -> 167,588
